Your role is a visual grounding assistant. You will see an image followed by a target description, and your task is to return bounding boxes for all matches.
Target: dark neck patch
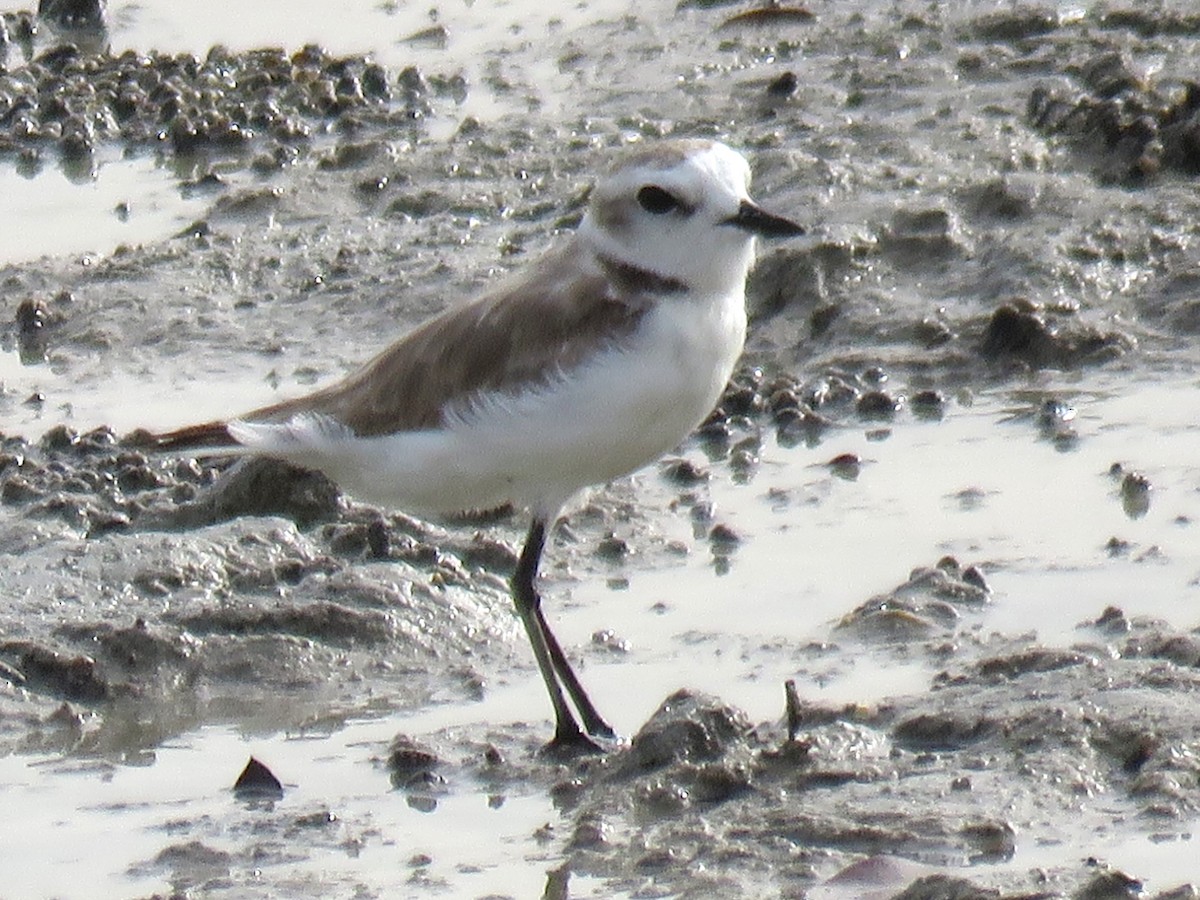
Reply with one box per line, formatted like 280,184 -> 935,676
597,253 -> 689,296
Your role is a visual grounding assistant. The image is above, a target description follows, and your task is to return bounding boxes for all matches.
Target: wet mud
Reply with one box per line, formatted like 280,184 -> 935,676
2,0 -> 1200,897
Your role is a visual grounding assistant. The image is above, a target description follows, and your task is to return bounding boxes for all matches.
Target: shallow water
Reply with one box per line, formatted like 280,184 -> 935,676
0,150 -> 211,264
0,721 -> 575,899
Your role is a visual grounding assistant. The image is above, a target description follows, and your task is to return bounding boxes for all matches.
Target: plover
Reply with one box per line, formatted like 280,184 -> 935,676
149,139 -> 804,750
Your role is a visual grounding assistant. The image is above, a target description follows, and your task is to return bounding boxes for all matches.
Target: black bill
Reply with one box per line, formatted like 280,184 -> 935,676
723,200 -> 805,238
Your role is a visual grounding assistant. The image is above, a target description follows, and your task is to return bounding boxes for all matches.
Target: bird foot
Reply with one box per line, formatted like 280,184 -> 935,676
579,716 -> 618,743
541,724 -> 618,757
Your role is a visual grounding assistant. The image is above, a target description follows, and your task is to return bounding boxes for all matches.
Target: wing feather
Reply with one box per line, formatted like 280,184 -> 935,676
239,237 -> 651,436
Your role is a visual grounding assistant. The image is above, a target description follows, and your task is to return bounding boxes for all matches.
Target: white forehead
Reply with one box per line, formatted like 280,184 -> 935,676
598,139 -> 752,204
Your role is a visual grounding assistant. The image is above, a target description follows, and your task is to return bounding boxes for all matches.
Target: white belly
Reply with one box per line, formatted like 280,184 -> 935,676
238,294 -> 746,519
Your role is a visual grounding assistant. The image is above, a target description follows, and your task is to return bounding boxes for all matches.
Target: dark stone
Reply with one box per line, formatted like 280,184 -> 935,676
661,458 -> 709,486
766,71 -> 798,98
233,756 -> 284,796
856,390 -> 898,419
38,0 -> 106,31
388,734 -> 444,791
911,390 -> 946,419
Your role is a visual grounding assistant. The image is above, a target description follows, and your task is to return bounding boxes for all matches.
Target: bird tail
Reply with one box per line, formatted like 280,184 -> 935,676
133,420 -> 239,453
133,414 -> 350,459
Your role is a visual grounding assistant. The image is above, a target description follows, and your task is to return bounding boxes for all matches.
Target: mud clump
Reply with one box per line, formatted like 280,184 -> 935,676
971,647 -> 1093,681
979,300 -> 1132,369
170,599 -> 392,646
891,709 -> 994,750
746,228 -> 1138,384
879,208 -> 964,262
0,425 -> 518,749
1029,50 -> 1200,184
972,7 -> 1060,43
621,689 -> 753,774
554,612 -> 1200,897
0,640 -> 110,702
56,618 -> 192,675
151,456 -> 344,531
0,430 -> 342,533
837,556 -> 989,642
12,294 -> 65,363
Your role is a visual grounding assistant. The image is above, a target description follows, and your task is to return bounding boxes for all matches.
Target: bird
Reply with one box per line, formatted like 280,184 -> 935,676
146,138 -> 805,751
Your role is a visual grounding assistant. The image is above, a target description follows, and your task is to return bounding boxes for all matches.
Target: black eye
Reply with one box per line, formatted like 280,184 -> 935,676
637,185 -> 680,215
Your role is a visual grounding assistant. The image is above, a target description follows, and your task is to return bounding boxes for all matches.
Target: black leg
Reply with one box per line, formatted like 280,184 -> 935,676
512,518 -> 589,748
535,606 -> 616,740
522,520 -> 616,739
512,518 -> 612,750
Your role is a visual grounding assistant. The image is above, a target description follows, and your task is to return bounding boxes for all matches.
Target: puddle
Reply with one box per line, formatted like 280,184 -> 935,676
0,350 -> 295,438
0,0 -> 619,91
1011,826 -> 1200,896
806,827 -> 1200,900
3,680 -> 1198,898
0,719 -> 578,899
93,0 -> 616,66
0,150 -> 211,266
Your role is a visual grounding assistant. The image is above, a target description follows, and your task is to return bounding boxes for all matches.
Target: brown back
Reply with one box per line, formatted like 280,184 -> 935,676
240,237 -> 654,437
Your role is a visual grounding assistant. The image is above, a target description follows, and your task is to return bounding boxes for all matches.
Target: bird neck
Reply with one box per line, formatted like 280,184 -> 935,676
594,251 -> 689,296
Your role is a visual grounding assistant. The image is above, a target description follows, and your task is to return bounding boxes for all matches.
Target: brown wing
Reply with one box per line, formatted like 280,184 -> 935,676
230,237 -> 651,437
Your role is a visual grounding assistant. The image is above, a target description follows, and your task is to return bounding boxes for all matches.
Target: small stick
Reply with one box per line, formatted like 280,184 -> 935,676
784,679 -> 803,742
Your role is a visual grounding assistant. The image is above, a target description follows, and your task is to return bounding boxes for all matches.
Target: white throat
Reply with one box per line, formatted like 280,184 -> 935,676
577,214 -> 757,298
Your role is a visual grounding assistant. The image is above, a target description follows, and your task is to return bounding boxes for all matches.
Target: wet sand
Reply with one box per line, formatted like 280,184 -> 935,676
2,0 -> 1200,897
